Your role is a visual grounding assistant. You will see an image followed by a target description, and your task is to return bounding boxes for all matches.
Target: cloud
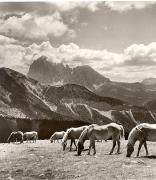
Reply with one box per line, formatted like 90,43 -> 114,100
0,2 -> 103,44
2,39 -> 156,82
51,2 -> 101,12
0,34 -> 18,45
0,40 -> 121,74
122,43 -> 156,66
0,2 -> 101,15
0,12 -> 75,43
105,1 -> 156,12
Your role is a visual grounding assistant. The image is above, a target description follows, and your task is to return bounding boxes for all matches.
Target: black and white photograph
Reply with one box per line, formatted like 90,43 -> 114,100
1,0 -> 156,179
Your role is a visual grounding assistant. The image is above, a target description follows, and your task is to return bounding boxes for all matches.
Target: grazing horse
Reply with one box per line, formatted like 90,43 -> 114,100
50,131 -> 65,143
7,131 -> 23,144
62,126 -> 88,151
23,131 -> 38,143
126,123 -> 156,157
77,123 -> 124,156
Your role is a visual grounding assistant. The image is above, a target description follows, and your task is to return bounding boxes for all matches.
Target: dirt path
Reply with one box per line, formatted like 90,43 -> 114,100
0,140 -> 156,180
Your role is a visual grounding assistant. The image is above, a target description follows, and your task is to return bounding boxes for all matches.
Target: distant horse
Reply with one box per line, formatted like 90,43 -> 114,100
62,126 -> 88,151
126,123 -> 156,157
77,123 -> 124,156
50,131 -> 65,143
7,131 -> 23,144
23,131 -> 38,143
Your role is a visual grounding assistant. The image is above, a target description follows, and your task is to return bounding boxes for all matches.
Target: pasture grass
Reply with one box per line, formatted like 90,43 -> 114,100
0,140 -> 156,180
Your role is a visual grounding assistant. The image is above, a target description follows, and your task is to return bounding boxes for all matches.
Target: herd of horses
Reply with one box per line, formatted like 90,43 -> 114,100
7,122 -> 156,157
7,131 -> 38,143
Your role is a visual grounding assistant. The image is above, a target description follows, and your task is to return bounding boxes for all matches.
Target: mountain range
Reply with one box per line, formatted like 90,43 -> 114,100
1,56 -> 156,141
28,56 -> 109,89
28,56 -> 156,106
1,66 -> 156,136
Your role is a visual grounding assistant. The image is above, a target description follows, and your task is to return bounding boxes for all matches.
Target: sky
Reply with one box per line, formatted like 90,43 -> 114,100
0,1 -> 156,82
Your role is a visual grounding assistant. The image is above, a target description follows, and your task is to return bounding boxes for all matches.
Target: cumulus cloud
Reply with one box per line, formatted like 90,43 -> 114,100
1,38 -> 156,82
122,43 -> 156,66
0,34 -> 19,45
51,1 -> 101,12
105,1 -> 156,12
0,12 -> 75,42
0,40 -> 121,74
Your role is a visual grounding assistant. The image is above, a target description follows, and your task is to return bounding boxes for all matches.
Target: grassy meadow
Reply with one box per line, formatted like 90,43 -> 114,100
0,140 -> 156,180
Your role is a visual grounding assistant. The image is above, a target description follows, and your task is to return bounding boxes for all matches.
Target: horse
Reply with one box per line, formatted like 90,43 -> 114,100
62,126 -> 88,151
50,131 -> 65,143
23,131 -> 38,143
7,131 -> 23,144
77,123 -> 124,156
126,123 -> 156,157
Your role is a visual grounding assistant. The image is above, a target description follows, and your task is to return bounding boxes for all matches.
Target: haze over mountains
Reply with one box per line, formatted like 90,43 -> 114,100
28,56 -> 156,106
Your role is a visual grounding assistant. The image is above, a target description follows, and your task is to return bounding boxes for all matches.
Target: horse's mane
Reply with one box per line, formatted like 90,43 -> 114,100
119,125 -> 125,138
127,126 -> 138,146
78,124 -> 95,145
62,128 -> 72,144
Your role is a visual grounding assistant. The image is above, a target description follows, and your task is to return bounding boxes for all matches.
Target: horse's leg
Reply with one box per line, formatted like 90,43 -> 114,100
70,139 -> 73,151
88,140 -> 92,155
93,140 -> 96,155
137,140 -> 144,157
144,141 -> 149,156
109,139 -> 116,155
73,140 -> 77,151
116,138 -> 121,154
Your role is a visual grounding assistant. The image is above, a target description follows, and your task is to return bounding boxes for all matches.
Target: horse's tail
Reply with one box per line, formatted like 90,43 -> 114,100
120,125 -> 125,139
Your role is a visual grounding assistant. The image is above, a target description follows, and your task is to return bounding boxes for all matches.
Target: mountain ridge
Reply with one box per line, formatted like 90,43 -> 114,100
27,56 -> 156,106
27,56 -> 110,89
1,67 -> 156,141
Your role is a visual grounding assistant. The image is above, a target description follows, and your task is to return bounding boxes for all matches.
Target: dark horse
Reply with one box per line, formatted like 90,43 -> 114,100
7,131 -> 24,143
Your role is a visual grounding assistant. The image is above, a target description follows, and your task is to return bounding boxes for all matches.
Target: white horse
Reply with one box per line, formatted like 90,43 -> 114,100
7,131 -> 23,144
23,131 -> 38,143
62,126 -> 88,151
77,123 -> 124,156
126,123 -> 156,157
50,131 -> 65,143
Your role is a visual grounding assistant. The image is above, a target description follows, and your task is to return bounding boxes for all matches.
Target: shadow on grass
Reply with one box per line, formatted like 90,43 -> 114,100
141,155 -> 156,159
83,148 -> 89,151
73,154 -> 80,156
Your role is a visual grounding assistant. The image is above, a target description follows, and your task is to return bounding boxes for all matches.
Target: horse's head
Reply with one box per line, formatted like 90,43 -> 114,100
77,141 -> 84,156
7,138 -> 10,143
62,141 -> 67,151
126,143 -> 134,157
50,136 -> 54,143
20,138 -> 24,144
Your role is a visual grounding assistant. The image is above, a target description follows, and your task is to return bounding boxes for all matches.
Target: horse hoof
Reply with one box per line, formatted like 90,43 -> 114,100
116,152 -> 121,155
